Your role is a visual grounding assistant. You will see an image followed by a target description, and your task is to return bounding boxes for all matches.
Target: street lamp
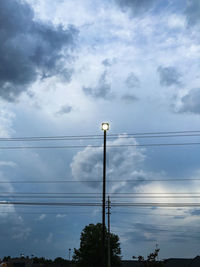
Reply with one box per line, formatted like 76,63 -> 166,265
68,248 -> 71,261
102,123 -> 109,131
101,122 -> 109,267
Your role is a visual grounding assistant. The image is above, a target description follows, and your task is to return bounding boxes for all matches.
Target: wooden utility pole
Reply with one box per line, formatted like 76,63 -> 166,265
107,196 -> 111,267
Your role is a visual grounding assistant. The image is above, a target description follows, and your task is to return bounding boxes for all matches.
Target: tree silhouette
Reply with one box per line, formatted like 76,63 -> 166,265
73,223 -> 121,267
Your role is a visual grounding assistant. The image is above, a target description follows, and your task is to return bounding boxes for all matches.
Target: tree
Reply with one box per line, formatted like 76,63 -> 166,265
133,248 -> 164,267
53,257 -> 69,266
73,223 -> 121,267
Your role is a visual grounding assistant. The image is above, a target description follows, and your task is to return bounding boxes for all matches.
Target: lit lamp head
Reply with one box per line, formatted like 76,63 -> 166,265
101,122 -> 109,131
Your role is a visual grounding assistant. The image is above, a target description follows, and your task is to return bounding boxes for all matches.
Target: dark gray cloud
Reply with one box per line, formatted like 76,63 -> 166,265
125,72 -> 140,88
123,223 -> 158,243
185,0 -> 200,26
178,88 -> 200,114
101,58 -> 117,67
157,66 -> 182,86
102,59 -> 112,67
0,0 -> 78,102
190,209 -> 200,216
56,104 -> 73,115
121,94 -> 138,103
173,215 -> 186,220
124,222 -> 200,243
82,71 -> 112,99
115,0 -> 156,16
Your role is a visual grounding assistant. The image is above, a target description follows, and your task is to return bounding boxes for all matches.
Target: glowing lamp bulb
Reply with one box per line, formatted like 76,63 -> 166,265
101,123 -> 109,131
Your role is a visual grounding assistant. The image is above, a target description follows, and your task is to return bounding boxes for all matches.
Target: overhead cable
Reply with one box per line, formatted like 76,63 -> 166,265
1,142 -> 200,150
1,201 -> 200,207
1,178 -> 200,183
1,130 -> 200,141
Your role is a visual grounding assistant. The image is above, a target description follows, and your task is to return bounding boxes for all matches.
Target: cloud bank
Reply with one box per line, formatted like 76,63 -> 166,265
0,0 -> 77,101
125,72 -> 140,89
82,71 -> 112,99
177,88 -> 200,114
115,0 -> 156,16
157,66 -> 182,87
185,0 -> 200,26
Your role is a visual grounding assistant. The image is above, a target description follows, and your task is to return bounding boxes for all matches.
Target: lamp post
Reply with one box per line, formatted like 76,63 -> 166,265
68,248 -> 71,261
101,122 -> 109,267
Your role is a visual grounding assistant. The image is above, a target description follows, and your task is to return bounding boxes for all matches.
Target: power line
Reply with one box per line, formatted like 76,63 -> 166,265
111,203 -> 200,207
0,211 -> 95,214
1,133 -> 200,142
1,130 -> 200,141
1,201 -> 200,207
110,130 -> 200,136
0,195 -> 99,198
0,210 -> 188,217
1,178 -> 200,183
0,201 -> 102,206
113,206 -> 198,210
1,192 -> 200,195
1,195 -> 200,199
1,142 -> 200,149
6,142 -> 200,150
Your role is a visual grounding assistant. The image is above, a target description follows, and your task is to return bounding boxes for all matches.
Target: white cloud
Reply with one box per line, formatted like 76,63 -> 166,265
37,214 -> 46,221
46,232 -> 53,243
12,227 -> 31,240
0,161 -> 17,168
71,136 -> 146,191
56,214 -> 66,218
0,107 -> 15,137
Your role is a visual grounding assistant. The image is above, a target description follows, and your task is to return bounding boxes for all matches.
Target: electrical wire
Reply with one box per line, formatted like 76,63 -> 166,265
1,130 -> 200,141
1,178 -> 200,183
0,211 -> 95,214
1,133 -> 200,141
111,203 -> 200,207
0,210 -> 188,217
1,192 -> 200,195
0,201 -> 102,206
1,201 -> 200,207
1,142 -> 200,149
1,195 -> 200,199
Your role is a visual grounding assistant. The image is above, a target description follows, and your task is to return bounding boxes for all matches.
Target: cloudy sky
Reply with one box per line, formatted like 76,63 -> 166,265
1,0 -> 200,261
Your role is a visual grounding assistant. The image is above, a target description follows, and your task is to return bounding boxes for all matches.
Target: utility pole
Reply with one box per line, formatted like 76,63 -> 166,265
107,196 -> 111,267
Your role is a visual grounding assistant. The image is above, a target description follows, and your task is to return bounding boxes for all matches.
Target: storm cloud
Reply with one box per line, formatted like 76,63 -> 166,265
82,71 -> 112,99
125,222 -> 200,243
177,88 -> 200,114
0,0 -> 77,101
157,66 -> 182,87
121,94 -> 138,103
115,0 -> 156,16
56,104 -> 73,115
185,0 -> 200,26
125,72 -> 140,89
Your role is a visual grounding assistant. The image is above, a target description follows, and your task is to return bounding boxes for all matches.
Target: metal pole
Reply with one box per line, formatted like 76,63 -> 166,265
107,196 -> 111,267
102,129 -> 107,267
69,248 -> 71,261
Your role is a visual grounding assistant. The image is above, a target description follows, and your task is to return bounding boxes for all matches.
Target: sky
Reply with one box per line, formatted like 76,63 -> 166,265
1,0 -> 200,261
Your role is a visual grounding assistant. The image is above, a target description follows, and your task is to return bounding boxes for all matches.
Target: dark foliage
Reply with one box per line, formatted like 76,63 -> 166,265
73,223 -> 121,267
